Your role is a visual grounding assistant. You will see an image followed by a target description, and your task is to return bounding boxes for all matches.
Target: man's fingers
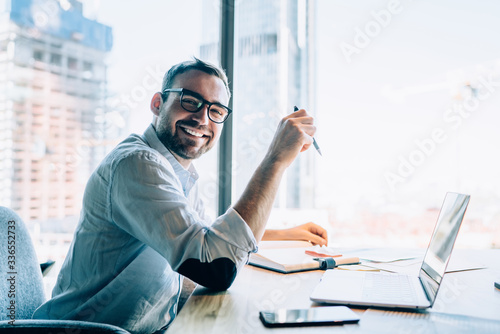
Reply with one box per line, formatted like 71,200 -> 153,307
305,223 -> 328,244
300,142 -> 313,153
285,114 -> 314,125
284,120 -> 316,139
302,124 -> 316,137
306,232 -> 327,246
267,108 -> 317,167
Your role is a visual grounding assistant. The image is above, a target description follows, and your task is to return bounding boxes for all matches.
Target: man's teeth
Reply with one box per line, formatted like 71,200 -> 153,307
183,127 -> 203,137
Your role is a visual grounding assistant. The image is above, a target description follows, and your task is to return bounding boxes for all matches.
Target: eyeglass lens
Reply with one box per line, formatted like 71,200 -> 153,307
180,93 -> 229,123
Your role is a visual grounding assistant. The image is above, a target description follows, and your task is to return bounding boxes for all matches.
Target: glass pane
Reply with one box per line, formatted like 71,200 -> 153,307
232,0 -> 322,231
314,0 -> 500,248
232,0 -> 500,249
0,0 -> 220,296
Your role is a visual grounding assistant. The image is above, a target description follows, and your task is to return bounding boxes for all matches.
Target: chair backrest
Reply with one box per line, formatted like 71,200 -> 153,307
0,207 -> 46,320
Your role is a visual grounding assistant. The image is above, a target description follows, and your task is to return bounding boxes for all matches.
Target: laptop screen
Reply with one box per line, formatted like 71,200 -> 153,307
419,192 -> 470,305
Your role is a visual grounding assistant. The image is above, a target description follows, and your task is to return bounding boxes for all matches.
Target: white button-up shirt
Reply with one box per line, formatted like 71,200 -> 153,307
33,124 -> 258,334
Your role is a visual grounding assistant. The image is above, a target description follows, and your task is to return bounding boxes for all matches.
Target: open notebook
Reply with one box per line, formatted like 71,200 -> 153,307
249,241 -> 359,274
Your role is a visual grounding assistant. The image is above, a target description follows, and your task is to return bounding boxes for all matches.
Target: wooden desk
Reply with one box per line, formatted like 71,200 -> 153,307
167,249 -> 500,333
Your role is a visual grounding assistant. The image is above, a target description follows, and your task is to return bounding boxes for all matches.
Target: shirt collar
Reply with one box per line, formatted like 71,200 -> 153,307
143,124 -> 199,197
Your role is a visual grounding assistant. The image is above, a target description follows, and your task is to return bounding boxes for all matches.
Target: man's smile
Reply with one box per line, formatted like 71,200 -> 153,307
179,125 -> 209,140
182,127 -> 204,138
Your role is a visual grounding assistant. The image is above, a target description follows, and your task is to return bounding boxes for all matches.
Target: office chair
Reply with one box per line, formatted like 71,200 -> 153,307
0,206 -> 130,334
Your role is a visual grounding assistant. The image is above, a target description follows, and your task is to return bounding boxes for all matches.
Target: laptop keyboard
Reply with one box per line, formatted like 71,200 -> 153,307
362,273 -> 418,304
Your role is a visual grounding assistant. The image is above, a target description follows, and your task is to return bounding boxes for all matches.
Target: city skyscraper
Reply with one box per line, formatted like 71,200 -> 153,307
0,0 -> 116,222
200,0 -> 317,210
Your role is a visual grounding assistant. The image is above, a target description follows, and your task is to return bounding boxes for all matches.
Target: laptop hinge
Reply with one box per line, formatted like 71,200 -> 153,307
418,272 -> 435,305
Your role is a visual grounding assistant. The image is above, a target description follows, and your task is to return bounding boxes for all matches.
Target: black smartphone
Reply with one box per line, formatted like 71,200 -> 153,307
259,306 -> 360,328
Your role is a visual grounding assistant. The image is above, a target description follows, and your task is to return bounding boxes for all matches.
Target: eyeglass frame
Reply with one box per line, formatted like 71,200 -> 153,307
161,88 -> 233,124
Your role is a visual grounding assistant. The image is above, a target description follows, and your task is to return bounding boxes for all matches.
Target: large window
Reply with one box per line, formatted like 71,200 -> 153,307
231,0 -> 500,249
312,0 -> 500,248
2,1 -> 499,299
97,0 -> 221,220
0,0 -> 220,296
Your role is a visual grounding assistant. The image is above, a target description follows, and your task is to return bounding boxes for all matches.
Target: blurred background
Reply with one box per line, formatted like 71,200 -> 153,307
1,0 -> 499,296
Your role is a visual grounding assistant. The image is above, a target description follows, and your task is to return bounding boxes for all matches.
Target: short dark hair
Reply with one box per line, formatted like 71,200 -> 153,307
161,57 -> 231,99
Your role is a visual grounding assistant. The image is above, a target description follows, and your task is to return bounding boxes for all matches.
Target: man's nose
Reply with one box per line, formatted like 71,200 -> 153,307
191,104 -> 210,125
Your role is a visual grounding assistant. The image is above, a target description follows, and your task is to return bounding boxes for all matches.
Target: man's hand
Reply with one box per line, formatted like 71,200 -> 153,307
263,222 -> 328,246
264,108 -> 316,170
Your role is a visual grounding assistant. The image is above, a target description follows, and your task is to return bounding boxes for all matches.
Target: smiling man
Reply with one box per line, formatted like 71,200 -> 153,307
33,58 -> 326,334
153,69 -> 227,164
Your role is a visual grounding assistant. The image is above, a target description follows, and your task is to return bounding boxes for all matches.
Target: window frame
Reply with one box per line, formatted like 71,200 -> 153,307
217,0 -> 235,215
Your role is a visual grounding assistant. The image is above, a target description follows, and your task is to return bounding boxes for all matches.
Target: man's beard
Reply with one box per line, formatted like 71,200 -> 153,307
156,114 -> 213,161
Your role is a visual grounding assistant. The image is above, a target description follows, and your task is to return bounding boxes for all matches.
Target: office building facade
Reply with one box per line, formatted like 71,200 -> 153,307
0,0 -> 114,222
200,0 -> 317,209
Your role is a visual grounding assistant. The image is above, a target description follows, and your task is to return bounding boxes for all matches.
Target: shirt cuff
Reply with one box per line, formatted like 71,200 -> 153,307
211,207 -> 258,254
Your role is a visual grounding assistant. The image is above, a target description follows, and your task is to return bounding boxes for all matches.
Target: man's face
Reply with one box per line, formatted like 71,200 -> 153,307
155,70 -> 228,166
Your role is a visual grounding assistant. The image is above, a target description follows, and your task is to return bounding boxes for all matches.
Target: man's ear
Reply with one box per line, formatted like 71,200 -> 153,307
150,92 -> 163,116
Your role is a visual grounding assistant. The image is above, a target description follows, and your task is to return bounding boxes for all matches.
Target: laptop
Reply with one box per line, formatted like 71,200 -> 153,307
310,192 -> 470,309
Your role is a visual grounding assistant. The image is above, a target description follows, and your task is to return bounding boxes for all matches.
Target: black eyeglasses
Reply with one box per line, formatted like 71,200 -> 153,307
162,88 -> 232,124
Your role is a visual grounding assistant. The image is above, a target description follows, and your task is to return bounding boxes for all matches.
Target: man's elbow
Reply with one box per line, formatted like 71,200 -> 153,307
177,257 -> 238,291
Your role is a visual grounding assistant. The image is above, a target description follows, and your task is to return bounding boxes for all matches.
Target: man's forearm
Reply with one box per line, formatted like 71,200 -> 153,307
233,159 -> 285,242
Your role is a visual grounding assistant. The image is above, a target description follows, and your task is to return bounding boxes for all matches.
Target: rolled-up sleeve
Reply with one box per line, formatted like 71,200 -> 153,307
110,150 -> 257,290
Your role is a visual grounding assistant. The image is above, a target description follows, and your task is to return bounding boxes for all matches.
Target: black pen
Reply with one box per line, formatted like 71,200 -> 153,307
294,106 -> 322,156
